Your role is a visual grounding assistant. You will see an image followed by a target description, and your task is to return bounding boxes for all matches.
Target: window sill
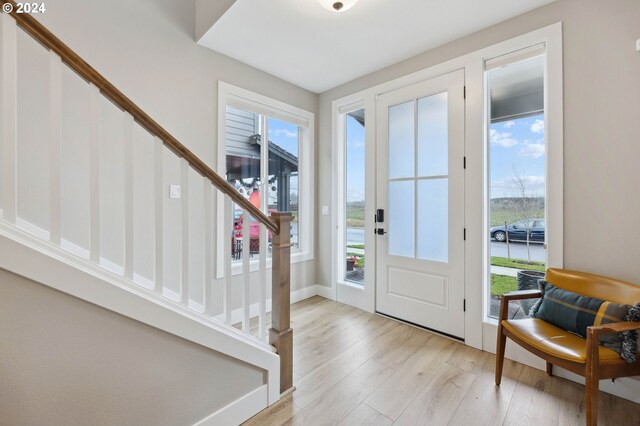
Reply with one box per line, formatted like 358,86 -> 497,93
484,317 -> 499,327
338,280 -> 365,290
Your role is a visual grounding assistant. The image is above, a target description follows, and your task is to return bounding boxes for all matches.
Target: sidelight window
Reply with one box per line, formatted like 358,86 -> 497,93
485,47 -> 548,319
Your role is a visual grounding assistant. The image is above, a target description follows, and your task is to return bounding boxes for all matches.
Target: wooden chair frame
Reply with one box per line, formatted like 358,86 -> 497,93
495,289 -> 640,426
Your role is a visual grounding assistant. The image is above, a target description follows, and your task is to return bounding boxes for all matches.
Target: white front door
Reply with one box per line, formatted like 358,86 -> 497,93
375,70 -> 465,339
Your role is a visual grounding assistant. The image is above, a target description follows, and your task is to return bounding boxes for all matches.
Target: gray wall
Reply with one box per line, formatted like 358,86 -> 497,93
317,0 -> 640,286
0,268 -> 264,426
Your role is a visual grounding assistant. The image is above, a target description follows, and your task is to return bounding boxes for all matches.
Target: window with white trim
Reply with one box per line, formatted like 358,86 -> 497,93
485,45 -> 549,319
217,82 -> 314,275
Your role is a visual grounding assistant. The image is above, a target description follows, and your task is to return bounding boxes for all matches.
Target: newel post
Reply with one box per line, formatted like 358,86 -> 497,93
269,212 -> 293,394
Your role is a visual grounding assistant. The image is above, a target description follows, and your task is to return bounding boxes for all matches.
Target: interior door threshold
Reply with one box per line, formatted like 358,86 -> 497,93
374,311 -> 465,343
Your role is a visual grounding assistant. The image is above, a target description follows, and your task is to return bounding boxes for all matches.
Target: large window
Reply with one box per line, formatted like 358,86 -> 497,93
217,83 -> 314,275
225,110 -> 300,259
486,48 -> 547,319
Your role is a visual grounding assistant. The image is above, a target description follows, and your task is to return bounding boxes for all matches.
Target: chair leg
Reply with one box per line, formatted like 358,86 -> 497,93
585,329 -> 600,426
546,361 -> 553,376
495,326 -> 507,386
585,375 -> 599,426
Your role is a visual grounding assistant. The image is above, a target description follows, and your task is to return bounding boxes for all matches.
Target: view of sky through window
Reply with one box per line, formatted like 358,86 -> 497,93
268,118 -> 299,157
490,114 -> 545,199
346,114 -> 365,203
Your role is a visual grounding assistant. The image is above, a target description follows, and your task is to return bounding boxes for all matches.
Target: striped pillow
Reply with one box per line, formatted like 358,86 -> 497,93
529,281 -> 635,360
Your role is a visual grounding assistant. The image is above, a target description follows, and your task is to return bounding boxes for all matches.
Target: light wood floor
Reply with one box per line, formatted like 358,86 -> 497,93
244,296 -> 640,425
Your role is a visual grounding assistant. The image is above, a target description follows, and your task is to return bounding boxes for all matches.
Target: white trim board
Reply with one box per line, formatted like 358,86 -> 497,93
315,283 -> 335,300
193,384 -> 268,426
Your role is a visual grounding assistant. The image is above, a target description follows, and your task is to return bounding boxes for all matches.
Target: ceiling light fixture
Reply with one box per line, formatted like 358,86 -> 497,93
317,0 -> 360,13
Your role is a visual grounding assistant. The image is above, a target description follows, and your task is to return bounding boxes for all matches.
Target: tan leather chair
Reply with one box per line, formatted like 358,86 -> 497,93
495,268 -> 640,426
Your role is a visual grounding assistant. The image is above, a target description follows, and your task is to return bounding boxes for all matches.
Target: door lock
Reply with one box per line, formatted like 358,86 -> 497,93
375,228 -> 386,235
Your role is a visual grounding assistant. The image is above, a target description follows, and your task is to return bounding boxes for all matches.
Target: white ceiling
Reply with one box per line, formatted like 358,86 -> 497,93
198,0 -> 555,93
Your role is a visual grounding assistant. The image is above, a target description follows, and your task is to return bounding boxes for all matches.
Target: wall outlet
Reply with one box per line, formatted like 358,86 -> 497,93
321,205 -> 329,215
169,185 -> 181,199
636,38 -> 640,53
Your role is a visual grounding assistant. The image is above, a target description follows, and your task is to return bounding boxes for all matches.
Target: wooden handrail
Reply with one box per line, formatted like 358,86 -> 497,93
1,0 -> 279,235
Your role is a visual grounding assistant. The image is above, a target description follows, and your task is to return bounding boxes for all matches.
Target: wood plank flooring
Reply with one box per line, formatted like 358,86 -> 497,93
243,296 -> 640,425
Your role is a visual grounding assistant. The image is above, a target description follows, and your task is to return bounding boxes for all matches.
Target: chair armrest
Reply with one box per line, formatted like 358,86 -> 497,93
585,321 -> 640,366
501,289 -> 543,302
587,321 -> 640,338
497,290 -> 542,322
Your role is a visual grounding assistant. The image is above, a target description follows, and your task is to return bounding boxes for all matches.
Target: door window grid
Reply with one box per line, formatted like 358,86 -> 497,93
387,92 -> 449,262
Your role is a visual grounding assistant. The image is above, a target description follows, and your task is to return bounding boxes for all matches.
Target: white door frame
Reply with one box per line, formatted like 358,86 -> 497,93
330,23 -> 563,351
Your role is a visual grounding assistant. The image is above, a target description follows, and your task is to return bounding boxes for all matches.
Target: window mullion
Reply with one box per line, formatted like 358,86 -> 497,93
260,115 -> 269,214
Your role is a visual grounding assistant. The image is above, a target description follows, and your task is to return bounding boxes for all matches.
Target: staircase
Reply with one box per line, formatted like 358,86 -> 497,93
0,1 -> 292,422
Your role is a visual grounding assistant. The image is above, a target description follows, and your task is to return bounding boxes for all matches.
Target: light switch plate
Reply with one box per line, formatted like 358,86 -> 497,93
636,39 -> 640,53
321,205 -> 329,215
170,185 -> 181,199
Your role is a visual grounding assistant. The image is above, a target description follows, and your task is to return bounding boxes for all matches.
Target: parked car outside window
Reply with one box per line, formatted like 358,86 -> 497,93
490,219 -> 545,243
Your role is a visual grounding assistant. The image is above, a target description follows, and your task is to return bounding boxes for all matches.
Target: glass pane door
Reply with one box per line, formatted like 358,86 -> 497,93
375,69 -> 465,338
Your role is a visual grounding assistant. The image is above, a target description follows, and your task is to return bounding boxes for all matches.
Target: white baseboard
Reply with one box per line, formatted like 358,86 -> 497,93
193,384 -> 268,426
315,284 -> 335,300
292,284 -> 322,304
554,367 -> 640,404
